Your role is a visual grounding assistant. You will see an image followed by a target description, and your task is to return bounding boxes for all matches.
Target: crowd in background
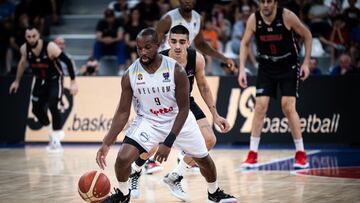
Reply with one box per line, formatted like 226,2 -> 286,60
1,0 -> 360,76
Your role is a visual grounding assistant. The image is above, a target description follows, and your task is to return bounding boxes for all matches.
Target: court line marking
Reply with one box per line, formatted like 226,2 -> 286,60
290,166 -> 360,180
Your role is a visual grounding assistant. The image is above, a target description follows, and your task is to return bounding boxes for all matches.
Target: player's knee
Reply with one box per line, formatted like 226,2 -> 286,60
205,133 -> 216,150
281,101 -> 295,116
115,154 -> 132,168
255,103 -> 268,116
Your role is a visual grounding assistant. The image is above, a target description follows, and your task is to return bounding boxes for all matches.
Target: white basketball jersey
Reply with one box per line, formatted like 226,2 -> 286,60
160,8 -> 201,51
128,56 -> 178,124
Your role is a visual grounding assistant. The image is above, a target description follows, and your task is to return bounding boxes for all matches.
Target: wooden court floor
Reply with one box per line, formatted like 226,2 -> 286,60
0,145 -> 359,203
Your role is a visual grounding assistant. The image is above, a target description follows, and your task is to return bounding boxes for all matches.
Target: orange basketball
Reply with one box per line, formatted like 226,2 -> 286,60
78,170 -> 111,202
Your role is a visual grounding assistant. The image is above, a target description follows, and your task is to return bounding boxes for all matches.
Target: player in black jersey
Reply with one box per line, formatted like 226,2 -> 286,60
238,0 -> 312,169
9,26 -> 78,153
127,25 -> 232,201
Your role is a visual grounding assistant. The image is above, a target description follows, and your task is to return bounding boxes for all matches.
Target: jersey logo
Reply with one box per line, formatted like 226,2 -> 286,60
163,72 -> 171,82
267,27 -> 273,32
139,132 -> 149,142
138,73 -> 143,80
150,107 -> 174,116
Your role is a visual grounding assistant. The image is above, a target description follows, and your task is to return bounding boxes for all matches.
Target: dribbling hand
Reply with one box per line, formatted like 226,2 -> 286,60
154,143 -> 171,163
96,144 -> 110,170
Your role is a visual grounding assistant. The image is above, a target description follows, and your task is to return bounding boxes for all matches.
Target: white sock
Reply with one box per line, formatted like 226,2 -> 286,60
208,181 -> 218,194
171,158 -> 190,176
118,181 -> 129,195
250,136 -> 260,152
132,162 -> 142,172
294,138 -> 304,151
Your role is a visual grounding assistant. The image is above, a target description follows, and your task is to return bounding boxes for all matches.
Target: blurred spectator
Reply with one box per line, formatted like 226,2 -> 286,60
225,0 -> 258,24
330,53 -> 353,75
328,0 -> 342,18
135,0 -> 160,26
329,14 -> 350,66
108,0 -> 129,23
229,6 -> 247,55
0,0 -> 16,21
157,0 -> 171,16
210,3 -> 231,45
79,56 -> 99,76
124,7 -> 146,68
14,0 -> 57,36
280,0 -> 301,16
93,9 -> 125,75
308,0 -> 331,38
342,0 -> 360,30
202,17 -> 220,75
309,57 -> 322,76
0,20 -> 11,75
54,36 -> 76,76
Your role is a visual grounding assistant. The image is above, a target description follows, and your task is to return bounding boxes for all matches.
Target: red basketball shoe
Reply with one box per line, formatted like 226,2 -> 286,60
241,150 -> 258,168
293,151 -> 309,169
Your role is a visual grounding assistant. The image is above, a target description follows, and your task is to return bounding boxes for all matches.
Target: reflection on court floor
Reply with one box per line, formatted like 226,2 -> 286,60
0,144 -> 359,202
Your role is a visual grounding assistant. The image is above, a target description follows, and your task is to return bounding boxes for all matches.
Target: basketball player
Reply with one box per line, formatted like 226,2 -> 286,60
237,0 -> 312,169
96,28 -> 237,203
9,26 -> 78,153
156,0 -> 236,74
128,25 -> 230,201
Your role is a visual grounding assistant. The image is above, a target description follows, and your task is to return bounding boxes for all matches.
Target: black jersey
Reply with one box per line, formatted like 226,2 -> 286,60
160,48 -> 196,94
26,41 -> 63,79
255,7 -> 299,63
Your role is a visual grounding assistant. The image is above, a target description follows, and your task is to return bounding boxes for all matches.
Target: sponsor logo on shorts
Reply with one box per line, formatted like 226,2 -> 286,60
139,132 -> 149,142
256,88 -> 264,94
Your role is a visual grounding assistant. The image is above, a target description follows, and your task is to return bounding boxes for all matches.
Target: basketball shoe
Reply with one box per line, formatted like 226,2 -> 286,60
241,151 -> 258,168
163,172 -> 187,201
144,159 -> 163,174
101,188 -> 130,203
293,151 -> 309,169
46,130 -> 64,153
129,169 -> 141,199
208,188 -> 237,203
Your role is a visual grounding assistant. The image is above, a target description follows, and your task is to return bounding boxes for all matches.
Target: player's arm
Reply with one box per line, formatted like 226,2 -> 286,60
154,63 -> 189,163
284,8 -> 312,80
194,52 -> 217,116
9,44 -> 28,94
238,13 -> 255,88
48,41 -> 78,94
155,15 -> 171,46
97,71 -> 133,169
103,71 -> 133,146
170,62 -> 190,136
195,51 -> 230,132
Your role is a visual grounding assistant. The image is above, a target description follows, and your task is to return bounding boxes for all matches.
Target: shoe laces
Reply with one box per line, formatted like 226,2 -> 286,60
213,188 -> 234,199
172,175 -> 185,193
130,171 -> 141,190
103,188 -> 122,202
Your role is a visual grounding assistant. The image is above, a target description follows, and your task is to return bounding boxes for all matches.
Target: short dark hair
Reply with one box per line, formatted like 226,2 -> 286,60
137,28 -> 159,44
26,25 -> 37,31
170,25 -> 189,36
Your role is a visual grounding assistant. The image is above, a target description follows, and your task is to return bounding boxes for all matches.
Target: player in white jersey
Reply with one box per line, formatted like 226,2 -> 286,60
96,28 -> 237,203
156,0 -> 237,74
128,25 -> 231,201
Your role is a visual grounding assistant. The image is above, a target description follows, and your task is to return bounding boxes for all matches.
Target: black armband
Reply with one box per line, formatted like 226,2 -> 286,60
163,132 -> 177,148
58,52 -> 75,80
